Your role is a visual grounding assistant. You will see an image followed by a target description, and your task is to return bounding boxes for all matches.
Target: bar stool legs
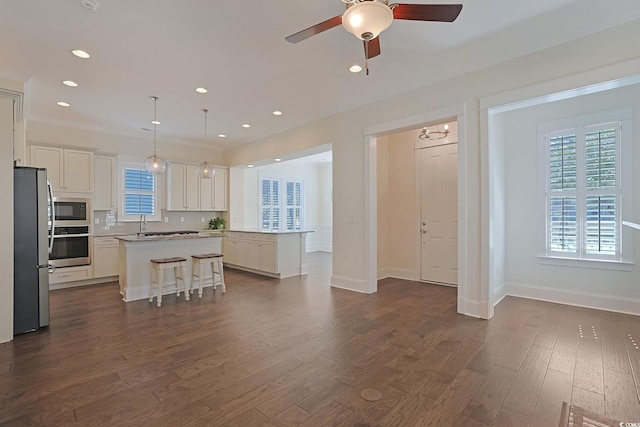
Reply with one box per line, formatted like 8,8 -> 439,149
190,253 -> 226,298
149,257 -> 189,307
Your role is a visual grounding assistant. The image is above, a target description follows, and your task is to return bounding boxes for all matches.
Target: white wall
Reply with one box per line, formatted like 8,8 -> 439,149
497,83 -> 640,311
223,19 -> 640,312
0,97 -> 15,343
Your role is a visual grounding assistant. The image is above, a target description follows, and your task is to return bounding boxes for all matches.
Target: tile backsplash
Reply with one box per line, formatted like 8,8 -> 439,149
93,209 -> 225,236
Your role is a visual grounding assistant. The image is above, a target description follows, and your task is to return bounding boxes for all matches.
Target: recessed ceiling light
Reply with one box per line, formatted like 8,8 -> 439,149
62,80 -> 78,87
195,87 -> 208,94
273,110 -> 283,116
218,134 -> 226,138
247,164 -> 254,168
274,158 -> 282,162
151,120 -> 161,125
242,123 -> 251,128
349,65 -> 363,73
56,101 -> 70,107
71,49 -> 90,59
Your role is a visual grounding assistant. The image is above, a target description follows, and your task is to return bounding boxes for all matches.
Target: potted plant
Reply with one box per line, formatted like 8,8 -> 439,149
207,217 -> 225,230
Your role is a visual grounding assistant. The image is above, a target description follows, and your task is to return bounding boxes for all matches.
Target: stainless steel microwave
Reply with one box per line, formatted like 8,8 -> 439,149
52,197 -> 90,225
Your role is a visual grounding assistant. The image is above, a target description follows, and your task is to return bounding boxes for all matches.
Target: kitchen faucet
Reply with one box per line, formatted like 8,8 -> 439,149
139,214 -> 146,234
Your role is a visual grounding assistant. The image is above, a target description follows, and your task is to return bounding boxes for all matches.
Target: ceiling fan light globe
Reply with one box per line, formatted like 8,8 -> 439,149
342,1 -> 393,40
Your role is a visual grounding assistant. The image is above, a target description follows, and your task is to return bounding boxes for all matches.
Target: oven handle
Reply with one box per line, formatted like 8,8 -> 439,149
48,180 -> 55,254
53,233 -> 91,238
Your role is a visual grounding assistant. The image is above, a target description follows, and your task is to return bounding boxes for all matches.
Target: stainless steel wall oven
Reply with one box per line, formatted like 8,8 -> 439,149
50,198 -> 91,267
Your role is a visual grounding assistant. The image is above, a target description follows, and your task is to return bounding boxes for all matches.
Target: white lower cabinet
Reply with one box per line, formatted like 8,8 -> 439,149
222,231 -> 307,278
93,237 -> 119,278
49,265 -> 92,285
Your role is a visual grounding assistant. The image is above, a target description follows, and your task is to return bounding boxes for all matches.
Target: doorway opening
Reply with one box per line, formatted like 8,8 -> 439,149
376,120 -> 458,286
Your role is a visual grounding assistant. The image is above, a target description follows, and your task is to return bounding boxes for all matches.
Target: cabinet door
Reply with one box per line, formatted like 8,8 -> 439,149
93,239 -> 119,278
235,239 -> 247,267
30,146 -> 63,192
260,242 -> 277,273
246,241 -> 261,270
213,168 -> 228,211
222,238 -> 236,264
200,176 -> 214,211
94,156 -> 116,210
185,165 -> 200,210
64,149 -> 93,192
167,163 -> 186,210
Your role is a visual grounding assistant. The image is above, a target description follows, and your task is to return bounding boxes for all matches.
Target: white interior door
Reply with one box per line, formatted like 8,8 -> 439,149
420,143 -> 458,285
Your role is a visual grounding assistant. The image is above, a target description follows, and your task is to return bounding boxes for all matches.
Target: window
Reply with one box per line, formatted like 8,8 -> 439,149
120,162 -> 160,222
541,111 -> 631,264
260,175 -> 303,231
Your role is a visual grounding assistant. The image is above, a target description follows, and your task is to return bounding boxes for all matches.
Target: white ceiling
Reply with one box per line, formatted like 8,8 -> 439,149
1,0 -> 640,149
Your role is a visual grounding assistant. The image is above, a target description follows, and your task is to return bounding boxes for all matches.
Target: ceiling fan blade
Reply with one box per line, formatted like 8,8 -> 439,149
364,37 -> 381,59
392,4 -> 463,22
285,15 -> 343,43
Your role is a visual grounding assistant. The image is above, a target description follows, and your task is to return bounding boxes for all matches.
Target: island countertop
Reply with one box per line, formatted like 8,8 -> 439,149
223,229 -> 313,234
115,231 -> 224,242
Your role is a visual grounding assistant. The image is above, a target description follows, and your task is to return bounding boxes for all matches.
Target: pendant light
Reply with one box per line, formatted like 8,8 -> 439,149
196,108 -> 215,179
144,96 -> 167,175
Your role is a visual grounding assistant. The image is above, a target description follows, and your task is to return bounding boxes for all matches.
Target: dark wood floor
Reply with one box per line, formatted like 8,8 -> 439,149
2,251 -> 640,426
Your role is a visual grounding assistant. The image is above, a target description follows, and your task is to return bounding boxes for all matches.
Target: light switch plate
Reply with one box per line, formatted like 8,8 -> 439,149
94,218 -> 100,224
201,217 -> 205,223
164,217 -> 168,223
180,217 -> 184,223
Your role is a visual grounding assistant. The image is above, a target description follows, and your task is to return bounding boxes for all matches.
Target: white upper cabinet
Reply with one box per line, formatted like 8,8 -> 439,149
199,167 -> 228,211
167,163 -> 200,211
30,145 -> 93,193
93,155 -> 116,210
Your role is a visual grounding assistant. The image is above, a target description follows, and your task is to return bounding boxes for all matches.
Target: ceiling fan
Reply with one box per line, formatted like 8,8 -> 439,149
285,0 -> 463,74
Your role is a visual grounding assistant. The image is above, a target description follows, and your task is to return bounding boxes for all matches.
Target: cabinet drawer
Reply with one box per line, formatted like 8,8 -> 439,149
225,232 -> 246,240
49,266 -> 92,284
246,233 -> 262,242
95,237 -> 119,247
261,234 -> 277,243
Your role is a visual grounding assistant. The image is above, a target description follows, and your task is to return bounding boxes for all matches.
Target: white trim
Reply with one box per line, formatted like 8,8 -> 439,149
457,297 -> 486,319
364,135 -> 378,294
506,281 -> 640,316
480,57 -> 640,112
331,275 -> 374,294
377,268 -> 419,281
537,255 -> 633,271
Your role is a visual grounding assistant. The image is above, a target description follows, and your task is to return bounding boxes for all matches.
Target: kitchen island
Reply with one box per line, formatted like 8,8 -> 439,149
116,231 -> 223,302
222,230 -> 311,278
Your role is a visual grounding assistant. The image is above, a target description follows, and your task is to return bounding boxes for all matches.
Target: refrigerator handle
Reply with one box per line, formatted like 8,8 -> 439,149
48,180 -> 55,254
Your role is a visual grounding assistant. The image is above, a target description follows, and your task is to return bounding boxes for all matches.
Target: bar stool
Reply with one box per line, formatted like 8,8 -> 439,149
149,257 -> 189,307
190,253 -> 226,298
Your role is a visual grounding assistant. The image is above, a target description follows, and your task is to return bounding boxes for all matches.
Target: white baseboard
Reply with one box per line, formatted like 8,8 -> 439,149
506,281 -> 640,316
331,275 -> 375,294
306,243 -> 333,252
377,268 -> 419,281
457,297 -> 491,319
49,276 -> 117,290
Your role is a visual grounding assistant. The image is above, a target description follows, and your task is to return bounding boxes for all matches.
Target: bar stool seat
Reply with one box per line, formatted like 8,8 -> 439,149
149,257 -> 189,307
190,253 -> 226,298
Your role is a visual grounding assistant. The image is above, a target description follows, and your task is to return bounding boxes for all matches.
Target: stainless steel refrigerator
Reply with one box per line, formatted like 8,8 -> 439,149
14,167 -> 51,335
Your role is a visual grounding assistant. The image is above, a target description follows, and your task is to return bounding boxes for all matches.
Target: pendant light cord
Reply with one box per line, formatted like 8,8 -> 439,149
152,96 -> 158,155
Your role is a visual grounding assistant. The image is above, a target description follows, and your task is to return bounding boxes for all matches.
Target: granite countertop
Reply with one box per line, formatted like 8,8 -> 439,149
115,231 -> 224,242
224,229 -> 314,234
